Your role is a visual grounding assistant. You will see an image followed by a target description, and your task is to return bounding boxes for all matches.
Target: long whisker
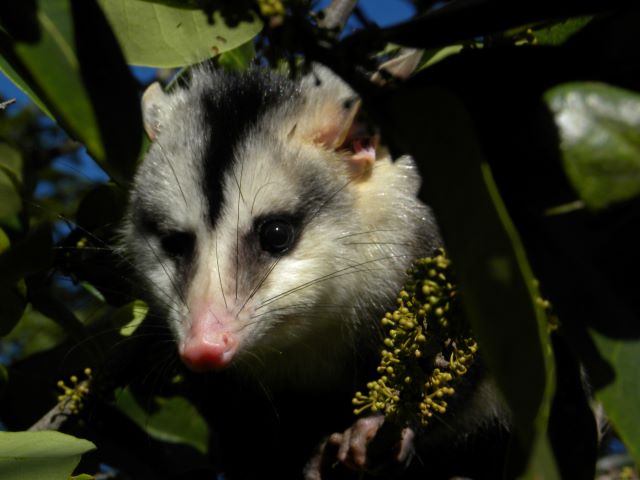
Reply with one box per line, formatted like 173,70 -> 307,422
234,161 -> 245,301
27,203 -> 186,319
54,261 -> 183,317
257,254 -> 408,310
140,235 -> 190,313
236,255 -> 281,317
334,228 -> 400,240
341,241 -> 416,247
215,234 -> 229,311
250,181 -> 278,216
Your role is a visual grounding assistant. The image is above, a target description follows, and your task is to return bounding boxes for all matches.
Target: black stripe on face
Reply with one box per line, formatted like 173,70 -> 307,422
198,69 -> 297,226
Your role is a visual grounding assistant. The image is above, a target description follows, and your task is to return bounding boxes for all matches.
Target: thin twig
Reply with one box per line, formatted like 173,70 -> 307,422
28,380 -> 90,432
0,98 -> 16,110
318,0 -> 358,30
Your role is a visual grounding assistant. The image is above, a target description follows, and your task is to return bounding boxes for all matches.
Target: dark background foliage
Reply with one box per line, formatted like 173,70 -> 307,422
0,1 -> 639,478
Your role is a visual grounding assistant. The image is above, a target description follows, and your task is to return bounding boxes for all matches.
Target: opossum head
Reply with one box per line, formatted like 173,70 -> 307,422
122,64 -> 437,384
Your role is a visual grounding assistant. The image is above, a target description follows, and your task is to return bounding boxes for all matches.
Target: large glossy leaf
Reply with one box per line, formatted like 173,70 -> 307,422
545,82 -> 640,210
97,0 -> 262,67
383,84 -> 557,476
0,56 -> 53,118
591,330 -> 640,466
0,1 -> 103,165
0,430 -> 95,480
0,0 -> 142,184
114,387 -> 209,454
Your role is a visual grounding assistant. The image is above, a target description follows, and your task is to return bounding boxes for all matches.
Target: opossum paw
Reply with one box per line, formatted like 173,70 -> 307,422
303,416 -> 415,479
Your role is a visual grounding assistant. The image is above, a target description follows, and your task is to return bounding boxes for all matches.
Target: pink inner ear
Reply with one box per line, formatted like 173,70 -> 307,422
312,124 -> 345,150
303,98 -> 377,181
345,137 -> 377,180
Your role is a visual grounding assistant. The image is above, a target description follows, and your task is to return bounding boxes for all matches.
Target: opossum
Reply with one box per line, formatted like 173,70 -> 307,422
121,63 -> 507,479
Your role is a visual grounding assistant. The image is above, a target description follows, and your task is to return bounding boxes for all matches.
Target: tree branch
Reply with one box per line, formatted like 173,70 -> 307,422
318,0 -> 357,30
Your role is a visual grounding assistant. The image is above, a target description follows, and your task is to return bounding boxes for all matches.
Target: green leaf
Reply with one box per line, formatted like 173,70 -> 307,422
217,40 -> 256,72
110,299 -> 149,336
591,330 -> 640,467
533,16 -> 593,46
545,82 -> 640,210
97,0 -> 262,67
1,304 -> 65,358
416,45 -> 463,71
0,56 -> 53,118
0,228 -> 9,254
114,388 -> 209,454
137,0 -> 201,8
0,143 -> 22,221
0,170 -> 20,220
0,431 -> 95,480
69,475 -> 95,480
0,142 -> 23,184
0,0 -> 142,184
383,85 -> 556,475
0,1 -> 104,165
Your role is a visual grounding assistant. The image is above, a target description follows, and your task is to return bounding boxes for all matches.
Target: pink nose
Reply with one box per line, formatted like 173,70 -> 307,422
180,333 -> 237,372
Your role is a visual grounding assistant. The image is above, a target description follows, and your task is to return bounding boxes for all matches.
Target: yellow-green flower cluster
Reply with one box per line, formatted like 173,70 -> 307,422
257,0 -> 285,16
57,368 -> 92,414
352,249 -> 477,427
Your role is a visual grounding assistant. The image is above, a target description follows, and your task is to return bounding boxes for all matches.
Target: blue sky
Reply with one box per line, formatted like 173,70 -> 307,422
0,1 -> 415,185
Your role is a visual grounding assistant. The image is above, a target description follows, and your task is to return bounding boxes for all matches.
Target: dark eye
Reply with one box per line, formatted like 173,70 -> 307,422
160,231 -> 195,258
258,219 -> 296,254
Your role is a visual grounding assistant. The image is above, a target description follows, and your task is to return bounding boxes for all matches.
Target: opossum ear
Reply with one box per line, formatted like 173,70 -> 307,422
296,66 -> 375,181
141,82 -> 169,140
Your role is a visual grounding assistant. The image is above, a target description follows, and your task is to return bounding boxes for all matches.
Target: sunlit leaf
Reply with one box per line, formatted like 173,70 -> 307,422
591,330 -> 640,467
545,82 -> 640,210
0,430 -> 95,480
217,40 -> 256,72
0,1 -> 103,165
0,0 -> 142,184
416,45 -> 463,71
98,0 -> 262,67
110,299 -> 149,337
114,387 -> 209,454
0,56 -> 53,118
